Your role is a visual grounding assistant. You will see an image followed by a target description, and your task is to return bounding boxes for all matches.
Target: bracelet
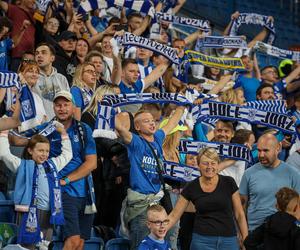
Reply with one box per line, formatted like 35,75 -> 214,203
63,177 -> 70,185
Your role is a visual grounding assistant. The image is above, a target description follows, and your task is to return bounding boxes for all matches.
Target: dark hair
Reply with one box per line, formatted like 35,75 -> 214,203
203,66 -> 222,81
294,92 -> 300,102
77,38 -> 90,51
256,82 -> 274,97
85,50 -> 103,63
231,129 -> 254,144
108,17 -> 120,26
121,58 -> 137,69
36,42 -> 56,56
22,134 -> 50,160
100,33 -> 113,42
260,65 -> 275,74
0,16 -> 13,33
276,187 -> 299,212
216,120 -> 234,132
127,12 -> 143,21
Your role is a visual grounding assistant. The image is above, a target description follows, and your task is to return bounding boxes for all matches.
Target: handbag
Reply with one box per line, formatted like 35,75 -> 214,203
144,140 -> 173,214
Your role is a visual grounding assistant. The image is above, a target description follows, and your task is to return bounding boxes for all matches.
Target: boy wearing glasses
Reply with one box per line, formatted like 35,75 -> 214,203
138,205 -> 171,250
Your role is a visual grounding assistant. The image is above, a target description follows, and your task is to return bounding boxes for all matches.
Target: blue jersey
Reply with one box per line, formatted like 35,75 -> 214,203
138,236 -> 171,250
35,120 -> 96,197
119,79 -> 144,94
71,86 -> 93,111
234,74 -> 260,101
273,79 -> 286,99
0,38 -> 13,70
126,130 -> 165,194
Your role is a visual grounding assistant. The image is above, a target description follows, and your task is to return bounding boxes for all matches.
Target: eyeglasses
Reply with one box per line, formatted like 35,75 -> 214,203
83,69 -> 97,75
47,21 -> 59,27
148,219 -> 170,226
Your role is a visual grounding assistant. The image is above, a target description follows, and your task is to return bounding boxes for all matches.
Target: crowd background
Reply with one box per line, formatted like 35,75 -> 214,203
0,0 -> 300,250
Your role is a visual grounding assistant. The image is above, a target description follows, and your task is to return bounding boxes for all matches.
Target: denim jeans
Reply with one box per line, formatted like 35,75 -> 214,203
190,233 -> 239,250
166,191 -> 180,250
129,210 -> 149,250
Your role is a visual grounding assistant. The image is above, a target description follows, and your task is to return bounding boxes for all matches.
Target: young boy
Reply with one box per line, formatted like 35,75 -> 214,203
244,187 -> 300,250
138,205 -> 171,250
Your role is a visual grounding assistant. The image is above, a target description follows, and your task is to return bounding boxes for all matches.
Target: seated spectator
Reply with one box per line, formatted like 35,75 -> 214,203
244,187 -> 300,250
138,205 -> 172,250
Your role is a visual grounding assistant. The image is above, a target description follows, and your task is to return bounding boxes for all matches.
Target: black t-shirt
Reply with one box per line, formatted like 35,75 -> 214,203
181,175 -> 238,237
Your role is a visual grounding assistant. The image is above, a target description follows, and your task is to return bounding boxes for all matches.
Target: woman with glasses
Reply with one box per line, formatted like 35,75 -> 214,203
36,17 -> 61,45
167,148 -> 248,250
71,62 -> 97,120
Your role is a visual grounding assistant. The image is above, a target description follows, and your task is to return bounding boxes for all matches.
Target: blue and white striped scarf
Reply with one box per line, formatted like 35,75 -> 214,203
253,41 -> 300,62
179,139 -> 253,163
78,0 -> 155,18
246,100 -> 287,114
36,0 -> 52,13
229,13 -> 276,44
0,72 -> 21,89
196,36 -> 247,49
193,100 -> 295,134
156,12 -> 210,31
93,93 -> 190,137
117,32 -> 179,64
163,160 -> 200,182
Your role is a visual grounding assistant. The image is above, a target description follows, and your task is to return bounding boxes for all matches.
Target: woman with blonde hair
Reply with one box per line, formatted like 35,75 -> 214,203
71,62 -> 97,120
167,147 -> 248,250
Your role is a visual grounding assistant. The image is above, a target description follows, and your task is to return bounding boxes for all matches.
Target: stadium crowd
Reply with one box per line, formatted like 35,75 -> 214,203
0,0 -> 300,250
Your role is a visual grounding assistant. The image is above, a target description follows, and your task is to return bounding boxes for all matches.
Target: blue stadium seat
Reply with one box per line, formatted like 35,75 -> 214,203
0,194 -> 16,223
105,238 -> 130,250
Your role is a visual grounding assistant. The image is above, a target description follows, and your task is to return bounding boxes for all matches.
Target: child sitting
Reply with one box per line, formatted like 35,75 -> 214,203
244,187 -> 300,250
138,205 -> 171,250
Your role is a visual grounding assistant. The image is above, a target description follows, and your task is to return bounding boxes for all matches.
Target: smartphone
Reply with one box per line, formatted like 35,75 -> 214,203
116,24 -> 128,31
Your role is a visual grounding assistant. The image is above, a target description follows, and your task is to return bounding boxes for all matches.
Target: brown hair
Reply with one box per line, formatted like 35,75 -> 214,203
231,129 -> 254,144
276,187 -> 299,212
22,134 -> 50,160
18,60 -> 39,74
147,204 -> 165,215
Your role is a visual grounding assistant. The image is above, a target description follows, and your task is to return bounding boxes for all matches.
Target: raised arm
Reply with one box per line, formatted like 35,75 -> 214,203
0,131 -> 21,173
0,0 -> 8,13
12,20 -> 31,47
115,112 -> 133,144
143,62 -> 169,89
161,106 -> 185,135
172,0 -> 186,14
223,11 -> 240,36
132,15 -> 151,36
208,74 -> 233,95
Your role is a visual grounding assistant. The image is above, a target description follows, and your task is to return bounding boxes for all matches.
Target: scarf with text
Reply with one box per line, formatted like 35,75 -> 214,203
163,160 -> 200,182
156,12 -> 210,31
179,139 -> 253,163
193,100 -> 295,134
196,36 -> 247,49
229,13 -> 275,44
185,50 -> 245,70
253,41 -> 300,62
18,160 -> 64,244
117,32 -> 179,64
78,0 -> 155,18
93,93 -> 190,137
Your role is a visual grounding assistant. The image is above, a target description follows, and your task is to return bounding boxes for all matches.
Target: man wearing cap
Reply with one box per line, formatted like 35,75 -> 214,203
53,31 -> 80,85
115,106 -> 186,249
16,90 -> 97,249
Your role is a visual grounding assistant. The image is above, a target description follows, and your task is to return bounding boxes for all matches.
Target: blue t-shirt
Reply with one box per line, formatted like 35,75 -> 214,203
234,75 -> 260,101
70,86 -> 93,111
273,79 -> 286,99
119,79 -> 144,94
126,130 -> 165,194
35,120 -> 96,197
138,235 -> 171,250
239,161 -> 300,231
0,38 -> 13,70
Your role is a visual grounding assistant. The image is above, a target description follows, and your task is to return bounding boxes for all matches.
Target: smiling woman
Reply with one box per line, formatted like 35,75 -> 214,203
166,147 -> 249,250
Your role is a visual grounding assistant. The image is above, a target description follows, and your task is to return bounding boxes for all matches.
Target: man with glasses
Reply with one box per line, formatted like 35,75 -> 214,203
53,30 -> 79,85
138,204 -> 171,250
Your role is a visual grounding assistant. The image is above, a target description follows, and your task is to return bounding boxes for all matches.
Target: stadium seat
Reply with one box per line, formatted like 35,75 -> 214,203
105,238 -> 130,250
0,196 -> 16,223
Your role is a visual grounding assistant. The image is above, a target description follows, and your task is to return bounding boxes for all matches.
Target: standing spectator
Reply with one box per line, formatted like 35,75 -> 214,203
115,105 -> 185,249
0,0 -> 36,71
34,42 -> 69,120
101,34 -> 114,83
53,31 -> 79,85
240,133 -> 300,232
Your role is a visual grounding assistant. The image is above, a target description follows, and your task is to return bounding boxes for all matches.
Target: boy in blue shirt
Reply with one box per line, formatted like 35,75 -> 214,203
138,205 -> 171,250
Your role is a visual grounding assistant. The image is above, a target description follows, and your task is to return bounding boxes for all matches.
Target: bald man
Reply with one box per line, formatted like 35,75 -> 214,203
239,133 -> 300,232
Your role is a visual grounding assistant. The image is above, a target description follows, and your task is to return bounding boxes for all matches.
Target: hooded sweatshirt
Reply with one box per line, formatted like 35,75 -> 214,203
244,211 -> 300,250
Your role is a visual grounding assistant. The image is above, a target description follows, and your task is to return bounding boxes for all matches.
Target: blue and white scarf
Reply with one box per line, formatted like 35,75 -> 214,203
196,36 -> 247,49
93,93 -> 190,137
19,85 -> 40,132
253,41 -> 300,62
18,160 -> 64,244
78,0 -> 155,18
246,100 -> 287,114
117,32 -> 179,64
193,100 -> 295,134
163,160 -> 200,182
185,50 -> 245,70
156,12 -> 210,31
0,72 -> 21,89
36,0 -> 52,13
179,139 -> 253,163
229,13 -> 276,44
160,0 -> 178,13
81,87 -> 94,110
